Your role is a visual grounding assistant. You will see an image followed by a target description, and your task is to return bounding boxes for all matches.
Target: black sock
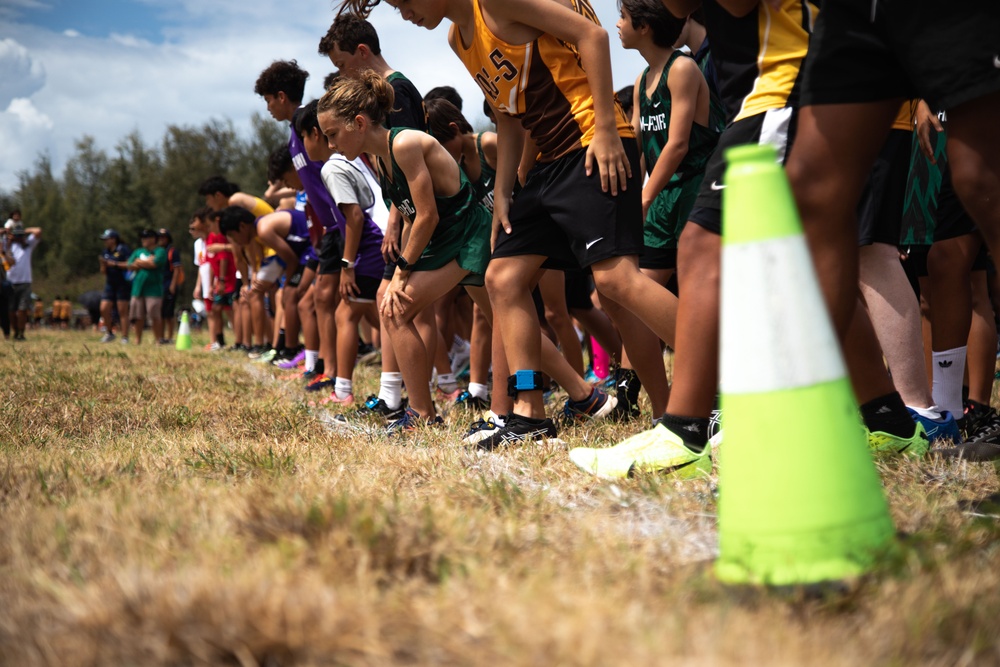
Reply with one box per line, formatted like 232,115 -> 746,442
275,330 -> 285,352
658,413 -> 709,453
860,392 -> 915,438
313,359 -> 324,376
216,333 -> 224,346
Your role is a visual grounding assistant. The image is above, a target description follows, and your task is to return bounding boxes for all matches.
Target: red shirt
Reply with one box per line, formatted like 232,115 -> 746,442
206,232 -> 236,293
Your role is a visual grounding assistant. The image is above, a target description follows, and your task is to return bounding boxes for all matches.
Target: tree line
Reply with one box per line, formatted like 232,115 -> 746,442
0,113 -> 286,298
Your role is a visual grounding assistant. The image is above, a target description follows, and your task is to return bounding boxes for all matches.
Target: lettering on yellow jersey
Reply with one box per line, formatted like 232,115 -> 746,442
474,48 -> 519,109
641,113 -> 666,133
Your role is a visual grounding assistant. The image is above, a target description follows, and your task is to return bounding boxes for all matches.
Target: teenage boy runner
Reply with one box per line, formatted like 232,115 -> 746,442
217,206 -> 318,362
613,0 -> 720,419
255,60 -> 343,385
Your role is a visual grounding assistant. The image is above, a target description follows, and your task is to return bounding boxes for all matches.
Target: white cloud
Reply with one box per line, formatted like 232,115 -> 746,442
0,38 -> 46,107
6,97 -> 53,130
0,1 -> 644,194
63,29 -> 80,37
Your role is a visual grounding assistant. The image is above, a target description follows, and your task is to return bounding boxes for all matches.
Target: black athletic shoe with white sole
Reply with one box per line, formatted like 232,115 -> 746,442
475,413 -> 562,452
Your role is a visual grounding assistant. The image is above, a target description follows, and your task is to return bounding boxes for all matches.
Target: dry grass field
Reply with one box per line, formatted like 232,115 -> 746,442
2,330 -> 1000,666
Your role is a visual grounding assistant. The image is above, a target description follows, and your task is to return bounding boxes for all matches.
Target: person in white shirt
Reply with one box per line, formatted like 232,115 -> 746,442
5,218 -> 42,341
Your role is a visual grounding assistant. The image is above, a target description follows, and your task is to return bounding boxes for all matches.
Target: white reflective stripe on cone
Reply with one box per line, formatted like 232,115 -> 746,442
720,235 -> 846,395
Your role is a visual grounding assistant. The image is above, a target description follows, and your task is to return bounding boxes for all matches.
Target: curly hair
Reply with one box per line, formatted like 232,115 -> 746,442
318,12 -> 381,56
318,69 -> 395,127
620,0 -> 686,49
253,60 -> 309,104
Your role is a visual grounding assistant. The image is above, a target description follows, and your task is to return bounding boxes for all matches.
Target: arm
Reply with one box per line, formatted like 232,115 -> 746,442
641,59 -> 702,218
381,134 -> 441,319
632,72 -> 646,175
914,99 -> 944,164
382,205 -> 402,262
339,203 -> 365,299
26,228 -> 42,238
491,110 -> 526,249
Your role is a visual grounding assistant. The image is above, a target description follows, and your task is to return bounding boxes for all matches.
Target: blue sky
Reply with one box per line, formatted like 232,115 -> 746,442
0,0 -> 646,193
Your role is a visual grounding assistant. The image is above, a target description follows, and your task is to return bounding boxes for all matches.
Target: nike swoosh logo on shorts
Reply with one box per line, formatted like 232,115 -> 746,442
585,237 -> 604,250
710,181 -> 726,191
994,54 -> 1000,68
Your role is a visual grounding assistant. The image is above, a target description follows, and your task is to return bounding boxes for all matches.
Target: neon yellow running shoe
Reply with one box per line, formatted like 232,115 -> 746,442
568,423 -> 712,480
866,422 -> 929,458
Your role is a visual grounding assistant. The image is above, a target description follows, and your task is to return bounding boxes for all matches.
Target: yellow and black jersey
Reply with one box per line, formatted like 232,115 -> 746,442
451,0 -> 633,163
703,0 -> 818,124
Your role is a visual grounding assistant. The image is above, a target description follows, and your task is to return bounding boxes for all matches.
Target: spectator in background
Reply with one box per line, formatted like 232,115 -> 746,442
0,224 -> 13,339
6,219 -> 42,341
122,229 -> 167,346
158,228 -> 183,343
98,228 -> 132,343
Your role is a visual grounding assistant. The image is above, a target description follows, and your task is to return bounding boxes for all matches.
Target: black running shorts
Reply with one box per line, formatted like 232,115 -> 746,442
800,0 -> 1000,111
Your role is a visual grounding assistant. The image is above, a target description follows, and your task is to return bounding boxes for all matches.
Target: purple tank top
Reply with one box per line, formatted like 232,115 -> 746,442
289,125 -> 345,233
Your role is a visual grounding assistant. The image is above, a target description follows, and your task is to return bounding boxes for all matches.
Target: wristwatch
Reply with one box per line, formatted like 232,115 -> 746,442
395,255 -> 412,271
341,258 -> 355,269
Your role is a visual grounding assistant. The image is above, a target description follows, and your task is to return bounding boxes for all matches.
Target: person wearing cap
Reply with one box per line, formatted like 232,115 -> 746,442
157,228 -> 183,343
122,229 -> 167,345
98,228 -> 132,343
5,217 -> 42,341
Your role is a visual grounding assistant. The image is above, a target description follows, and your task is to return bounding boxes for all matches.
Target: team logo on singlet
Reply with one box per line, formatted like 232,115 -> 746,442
397,198 -> 416,219
641,113 -> 666,133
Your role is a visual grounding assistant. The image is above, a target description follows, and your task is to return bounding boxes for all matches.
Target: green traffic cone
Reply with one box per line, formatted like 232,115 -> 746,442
175,311 -> 192,351
714,144 -> 896,585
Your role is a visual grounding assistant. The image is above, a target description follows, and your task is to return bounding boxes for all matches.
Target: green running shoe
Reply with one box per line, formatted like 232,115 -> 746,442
866,422 -> 929,458
568,423 -> 712,480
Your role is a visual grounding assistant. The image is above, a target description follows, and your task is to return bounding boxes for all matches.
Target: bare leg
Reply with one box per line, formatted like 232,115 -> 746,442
967,270 -> 996,405
485,255 -> 548,419
539,269 -> 585,377
859,242 -> 933,407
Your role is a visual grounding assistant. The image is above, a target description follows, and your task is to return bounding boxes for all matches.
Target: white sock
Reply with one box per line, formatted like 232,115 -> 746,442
335,377 -> 353,400
908,404 -> 944,421
931,346 -> 967,416
304,349 -> 319,373
488,410 -> 506,427
468,382 -> 489,400
437,372 -> 457,391
379,372 -> 403,410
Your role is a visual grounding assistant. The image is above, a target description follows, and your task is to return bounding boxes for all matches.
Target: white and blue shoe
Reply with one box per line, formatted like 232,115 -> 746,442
907,407 -> 960,445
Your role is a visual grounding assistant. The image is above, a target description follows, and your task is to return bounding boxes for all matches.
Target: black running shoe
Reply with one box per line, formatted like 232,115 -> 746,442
476,413 -> 562,452
453,389 -> 489,411
960,400 -> 1000,441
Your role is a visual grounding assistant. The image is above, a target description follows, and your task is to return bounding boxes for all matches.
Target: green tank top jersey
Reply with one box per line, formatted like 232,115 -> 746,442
472,133 -> 497,212
639,51 -> 720,249
377,128 -> 491,278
